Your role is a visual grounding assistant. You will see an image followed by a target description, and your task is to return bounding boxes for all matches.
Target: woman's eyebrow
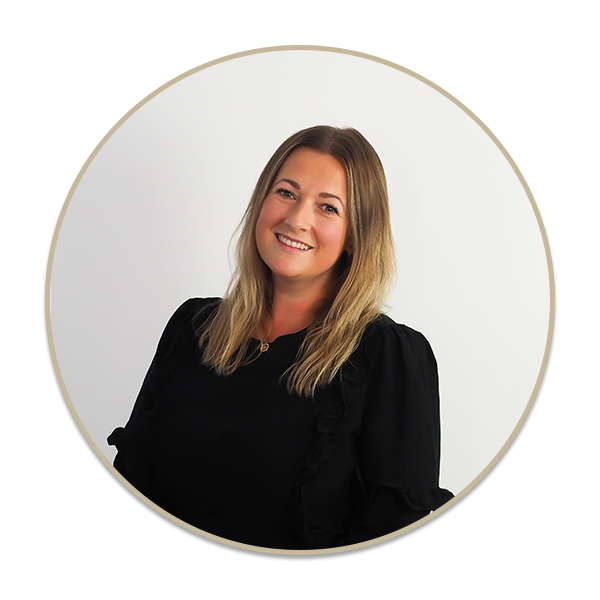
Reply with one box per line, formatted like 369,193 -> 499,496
319,191 -> 343,203
275,179 -> 343,204
275,178 -> 300,190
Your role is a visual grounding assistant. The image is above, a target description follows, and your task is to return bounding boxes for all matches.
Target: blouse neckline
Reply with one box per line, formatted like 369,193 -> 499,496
250,327 -> 308,345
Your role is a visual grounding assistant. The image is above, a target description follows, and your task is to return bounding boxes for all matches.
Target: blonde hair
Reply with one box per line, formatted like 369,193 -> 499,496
197,125 -> 396,396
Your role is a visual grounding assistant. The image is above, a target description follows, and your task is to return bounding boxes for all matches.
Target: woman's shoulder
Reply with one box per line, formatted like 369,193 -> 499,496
361,314 -> 434,356
350,314 -> 437,381
158,297 -> 222,345
170,297 -> 221,317
343,315 -> 441,425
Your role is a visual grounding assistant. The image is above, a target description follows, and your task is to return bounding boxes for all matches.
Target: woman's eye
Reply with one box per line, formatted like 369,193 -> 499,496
322,204 -> 339,215
275,187 -> 295,199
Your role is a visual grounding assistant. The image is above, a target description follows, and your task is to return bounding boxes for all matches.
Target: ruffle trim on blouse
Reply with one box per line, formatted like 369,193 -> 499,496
295,315 -> 452,549
296,318 -> 381,548
296,380 -> 350,548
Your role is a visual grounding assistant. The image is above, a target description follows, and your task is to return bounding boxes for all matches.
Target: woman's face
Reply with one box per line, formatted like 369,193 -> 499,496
255,148 -> 350,293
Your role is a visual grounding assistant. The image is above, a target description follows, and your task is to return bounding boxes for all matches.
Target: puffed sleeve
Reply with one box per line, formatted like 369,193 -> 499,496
107,298 -> 214,503
341,318 -> 453,545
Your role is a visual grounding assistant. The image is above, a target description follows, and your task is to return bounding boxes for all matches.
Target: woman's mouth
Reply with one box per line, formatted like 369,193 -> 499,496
275,233 -> 312,251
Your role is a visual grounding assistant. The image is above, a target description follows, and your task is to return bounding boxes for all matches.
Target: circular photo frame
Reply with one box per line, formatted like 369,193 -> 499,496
46,46 -> 554,555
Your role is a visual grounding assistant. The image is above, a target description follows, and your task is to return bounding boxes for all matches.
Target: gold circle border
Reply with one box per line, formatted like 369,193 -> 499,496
45,45 -> 555,555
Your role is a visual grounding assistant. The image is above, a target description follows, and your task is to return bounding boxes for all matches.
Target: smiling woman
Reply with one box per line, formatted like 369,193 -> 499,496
108,125 -> 453,550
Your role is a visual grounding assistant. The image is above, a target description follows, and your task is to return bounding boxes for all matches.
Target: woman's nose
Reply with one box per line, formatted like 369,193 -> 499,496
285,200 -> 311,231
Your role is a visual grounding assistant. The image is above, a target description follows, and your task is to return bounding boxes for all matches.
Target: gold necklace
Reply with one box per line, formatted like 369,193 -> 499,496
258,321 -> 272,353
257,319 -> 310,353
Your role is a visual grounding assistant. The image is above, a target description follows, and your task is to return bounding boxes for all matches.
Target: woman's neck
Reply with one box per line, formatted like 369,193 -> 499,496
263,278 -> 331,341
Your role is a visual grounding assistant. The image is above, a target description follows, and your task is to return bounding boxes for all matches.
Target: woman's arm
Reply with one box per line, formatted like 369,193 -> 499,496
341,320 -> 453,546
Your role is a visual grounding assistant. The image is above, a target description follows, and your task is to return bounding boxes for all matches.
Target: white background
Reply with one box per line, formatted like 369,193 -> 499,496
49,48 -> 550,497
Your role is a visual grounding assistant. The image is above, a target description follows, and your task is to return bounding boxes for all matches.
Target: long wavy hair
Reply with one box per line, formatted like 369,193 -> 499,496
197,125 -> 396,396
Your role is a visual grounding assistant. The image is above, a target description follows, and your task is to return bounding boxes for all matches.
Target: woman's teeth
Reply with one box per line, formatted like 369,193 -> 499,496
276,234 -> 311,250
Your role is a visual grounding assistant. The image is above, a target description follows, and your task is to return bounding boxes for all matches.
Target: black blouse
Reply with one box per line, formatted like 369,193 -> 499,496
108,298 -> 453,549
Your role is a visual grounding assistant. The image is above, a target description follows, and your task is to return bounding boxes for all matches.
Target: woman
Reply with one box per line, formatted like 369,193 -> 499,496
108,125 -> 453,550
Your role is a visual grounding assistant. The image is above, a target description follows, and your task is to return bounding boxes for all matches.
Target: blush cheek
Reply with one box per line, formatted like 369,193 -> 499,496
255,200 -> 289,268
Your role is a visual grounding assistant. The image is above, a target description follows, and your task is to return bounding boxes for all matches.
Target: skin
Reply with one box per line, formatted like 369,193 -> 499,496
255,148 -> 351,341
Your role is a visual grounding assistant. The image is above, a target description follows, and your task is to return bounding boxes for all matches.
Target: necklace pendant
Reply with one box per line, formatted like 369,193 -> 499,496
259,341 -> 269,353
